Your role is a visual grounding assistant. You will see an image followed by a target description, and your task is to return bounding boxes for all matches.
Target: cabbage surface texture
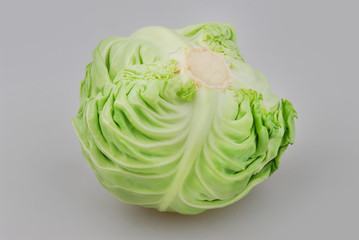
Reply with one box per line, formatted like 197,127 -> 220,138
73,23 -> 297,215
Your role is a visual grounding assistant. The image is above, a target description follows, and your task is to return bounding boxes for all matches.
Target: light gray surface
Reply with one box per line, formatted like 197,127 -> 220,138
1,0 -> 358,239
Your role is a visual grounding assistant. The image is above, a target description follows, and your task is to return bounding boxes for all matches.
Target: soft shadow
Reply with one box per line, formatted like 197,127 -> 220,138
115,186 -> 263,226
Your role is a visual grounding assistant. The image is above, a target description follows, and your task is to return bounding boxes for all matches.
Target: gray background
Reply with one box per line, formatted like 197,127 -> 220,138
1,0 -> 358,239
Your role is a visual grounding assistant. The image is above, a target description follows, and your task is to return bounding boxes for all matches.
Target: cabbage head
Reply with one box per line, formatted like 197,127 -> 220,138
73,23 -> 297,215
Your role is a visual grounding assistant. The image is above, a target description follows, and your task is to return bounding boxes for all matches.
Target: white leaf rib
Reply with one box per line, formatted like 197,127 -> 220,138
158,88 -> 220,211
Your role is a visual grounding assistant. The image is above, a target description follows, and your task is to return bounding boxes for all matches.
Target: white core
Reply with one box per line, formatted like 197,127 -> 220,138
183,47 -> 231,88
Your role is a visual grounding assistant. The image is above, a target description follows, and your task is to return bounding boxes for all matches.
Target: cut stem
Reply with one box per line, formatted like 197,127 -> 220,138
183,47 -> 231,88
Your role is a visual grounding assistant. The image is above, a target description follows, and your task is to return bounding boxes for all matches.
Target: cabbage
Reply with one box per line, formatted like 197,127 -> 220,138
73,23 -> 297,215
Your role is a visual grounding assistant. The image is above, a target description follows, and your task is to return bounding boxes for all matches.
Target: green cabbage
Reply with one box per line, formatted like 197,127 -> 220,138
73,22 -> 297,215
